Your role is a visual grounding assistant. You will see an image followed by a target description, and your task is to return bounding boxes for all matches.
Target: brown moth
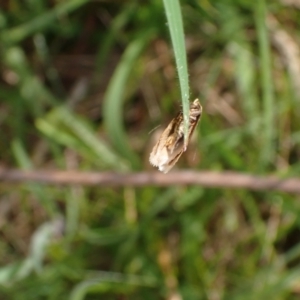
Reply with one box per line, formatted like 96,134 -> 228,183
149,98 -> 202,173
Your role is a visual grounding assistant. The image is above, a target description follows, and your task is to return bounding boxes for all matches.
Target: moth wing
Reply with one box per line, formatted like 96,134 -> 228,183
158,148 -> 184,173
149,119 -> 176,167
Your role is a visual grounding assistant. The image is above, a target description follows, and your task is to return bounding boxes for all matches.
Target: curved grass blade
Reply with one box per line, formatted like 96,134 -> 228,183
103,34 -> 152,170
36,107 -> 128,171
69,272 -> 157,300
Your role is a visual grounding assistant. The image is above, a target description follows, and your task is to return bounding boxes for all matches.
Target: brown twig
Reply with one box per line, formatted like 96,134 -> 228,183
0,169 -> 299,193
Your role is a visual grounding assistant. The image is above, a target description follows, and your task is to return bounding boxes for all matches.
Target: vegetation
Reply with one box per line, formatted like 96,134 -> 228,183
1,0 -> 300,299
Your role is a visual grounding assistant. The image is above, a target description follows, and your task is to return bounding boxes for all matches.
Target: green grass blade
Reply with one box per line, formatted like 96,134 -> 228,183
255,0 -> 275,167
69,272 -> 157,300
36,107 -> 128,170
163,0 -> 190,148
103,36 -> 150,170
231,42 -> 259,122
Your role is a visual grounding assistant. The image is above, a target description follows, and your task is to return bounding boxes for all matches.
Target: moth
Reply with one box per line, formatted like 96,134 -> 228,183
149,98 -> 202,173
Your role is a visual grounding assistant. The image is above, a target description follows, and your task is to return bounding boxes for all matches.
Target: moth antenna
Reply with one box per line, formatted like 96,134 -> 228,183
148,125 -> 161,135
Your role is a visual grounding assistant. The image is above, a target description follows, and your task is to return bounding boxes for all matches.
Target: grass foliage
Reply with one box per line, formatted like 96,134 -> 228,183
1,0 -> 300,299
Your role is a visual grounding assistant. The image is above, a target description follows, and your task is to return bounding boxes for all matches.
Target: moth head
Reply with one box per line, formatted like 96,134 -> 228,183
189,99 -> 202,119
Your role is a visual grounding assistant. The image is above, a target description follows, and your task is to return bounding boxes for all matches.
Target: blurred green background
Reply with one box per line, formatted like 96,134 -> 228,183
1,0 -> 300,299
